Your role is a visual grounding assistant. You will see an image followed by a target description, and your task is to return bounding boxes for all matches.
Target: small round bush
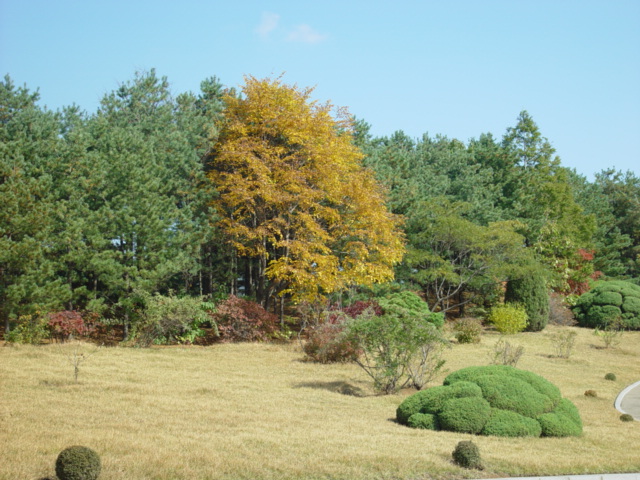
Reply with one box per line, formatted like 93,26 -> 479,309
584,389 -> 597,397
604,373 -> 617,381
452,440 -> 482,469
55,446 -> 101,480
438,396 -> 492,434
620,414 -> 635,422
488,303 -> 528,334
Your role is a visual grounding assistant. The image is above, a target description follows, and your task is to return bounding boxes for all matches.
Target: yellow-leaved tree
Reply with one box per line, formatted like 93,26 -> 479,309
207,76 -> 405,309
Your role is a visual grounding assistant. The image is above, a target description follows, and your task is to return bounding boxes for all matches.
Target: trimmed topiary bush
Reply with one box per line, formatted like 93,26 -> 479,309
481,408 -> 542,437
438,396 -> 492,434
407,412 -> 438,430
505,272 -> 549,332
605,372 -> 617,381
55,446 -> 101,480
620,414 -> 634,422
452,440 -> 482,469
572,280 -> 640,330
397,365 -> 581,437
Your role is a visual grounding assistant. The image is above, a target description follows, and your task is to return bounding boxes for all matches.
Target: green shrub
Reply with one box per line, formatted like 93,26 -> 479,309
572,281 -> 640,330
620,414 -> 634,422
481,408 -> 542,437
399,365 -> 580,437
452,440 -> 482,469
377,291 -> 444,328
133,293 -> 212,346
452,317 -> 482,344
438,396 -> 492,434
5,313 -> 49,344
473,374 -> 554,418
396,381 -> 483,424
604,373 -> 617,381
505,272 -> 549,332
538,411 -> 582,437
345,303 -> 447,394
407,413 -> 438,430
55,446 -> 101,480
488,304 -> 528,334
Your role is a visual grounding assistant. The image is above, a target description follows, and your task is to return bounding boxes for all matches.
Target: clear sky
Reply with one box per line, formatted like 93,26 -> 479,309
1,0 -> 638,179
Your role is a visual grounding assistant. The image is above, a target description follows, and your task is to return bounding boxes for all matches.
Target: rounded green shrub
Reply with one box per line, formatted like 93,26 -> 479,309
620,414 -> 634,422
481,408 -> 542,437
407,412 -> 438,430
452,440 -> 482,469
604,372 -> 617,381
505,272 -> 549,332
572,281 -> 640,330
488,304 -> 528,334
473,374 -> 554,418
55,446 -> 101,480
398,365 -> 581,437
438,396 -> 492,434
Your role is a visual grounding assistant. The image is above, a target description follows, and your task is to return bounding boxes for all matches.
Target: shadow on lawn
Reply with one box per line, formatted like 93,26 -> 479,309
293,380 -> 369,397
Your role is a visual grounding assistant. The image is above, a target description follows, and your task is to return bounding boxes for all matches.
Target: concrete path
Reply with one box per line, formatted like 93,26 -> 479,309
480,476 -> 639,480
615,381 -> 640,420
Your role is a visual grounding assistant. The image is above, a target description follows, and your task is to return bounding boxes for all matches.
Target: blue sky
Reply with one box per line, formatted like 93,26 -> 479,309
1,0 -> 638,179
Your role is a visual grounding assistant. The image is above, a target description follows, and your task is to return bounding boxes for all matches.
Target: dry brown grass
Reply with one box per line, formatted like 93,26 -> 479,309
1,325 -> 639,479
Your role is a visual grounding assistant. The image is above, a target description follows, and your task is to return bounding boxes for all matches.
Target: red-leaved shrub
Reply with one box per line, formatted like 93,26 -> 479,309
303,301 -> 381,363
48,311 -> 92,342
211,295 -> 278,342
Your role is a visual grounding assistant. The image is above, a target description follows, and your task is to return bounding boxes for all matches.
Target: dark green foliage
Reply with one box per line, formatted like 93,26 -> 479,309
398,365 -> 580,437
452,440 -> 482,470
481,408 -> 542,437
438,396 -> 492,434
505,272 -> 549,332
620,414 -> 634,422
377,291 -> 444,328
605,373 -> 617,381
593,291 -> 623,306
407,413 -> 438,430
55,446 -> 101,480
573,281 -> 640,330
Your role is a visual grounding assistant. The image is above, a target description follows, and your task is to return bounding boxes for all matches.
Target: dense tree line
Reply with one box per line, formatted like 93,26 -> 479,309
1,71 -> 638,339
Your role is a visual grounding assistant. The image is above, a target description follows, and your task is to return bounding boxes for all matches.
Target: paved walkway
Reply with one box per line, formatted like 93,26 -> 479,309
480,476 -> 639,480
615,381 -> 640,420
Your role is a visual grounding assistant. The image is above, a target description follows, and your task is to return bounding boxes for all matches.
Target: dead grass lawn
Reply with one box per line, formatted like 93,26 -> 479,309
1,325 -> 639,479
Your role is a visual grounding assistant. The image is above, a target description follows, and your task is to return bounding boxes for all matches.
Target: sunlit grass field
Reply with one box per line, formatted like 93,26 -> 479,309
1,325 -> 639,479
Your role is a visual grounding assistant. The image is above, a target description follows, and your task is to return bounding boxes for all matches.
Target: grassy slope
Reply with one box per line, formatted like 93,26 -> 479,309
1,326 -> 639,480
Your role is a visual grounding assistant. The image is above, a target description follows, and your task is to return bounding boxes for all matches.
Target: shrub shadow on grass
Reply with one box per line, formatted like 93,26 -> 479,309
293,381 -> 368,397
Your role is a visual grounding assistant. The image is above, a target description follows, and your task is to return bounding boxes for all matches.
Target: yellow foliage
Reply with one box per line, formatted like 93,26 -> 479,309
207,75 -> 405,302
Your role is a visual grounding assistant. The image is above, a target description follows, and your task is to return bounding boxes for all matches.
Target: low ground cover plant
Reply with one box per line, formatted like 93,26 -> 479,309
396,365 -> 582,437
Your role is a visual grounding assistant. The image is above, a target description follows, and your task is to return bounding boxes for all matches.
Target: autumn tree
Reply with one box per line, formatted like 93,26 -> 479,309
207,76 -> 405,309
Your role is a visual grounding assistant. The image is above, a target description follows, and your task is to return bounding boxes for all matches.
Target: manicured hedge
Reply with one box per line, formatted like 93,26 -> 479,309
572,280 -> 640,330
397,365 -> 582,437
